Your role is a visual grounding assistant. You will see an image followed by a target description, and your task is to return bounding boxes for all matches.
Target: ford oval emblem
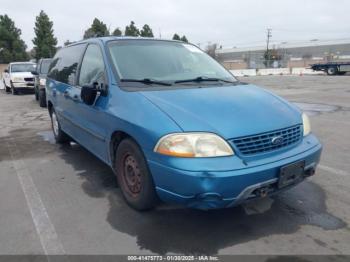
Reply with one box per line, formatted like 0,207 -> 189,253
271,136 -> 284,145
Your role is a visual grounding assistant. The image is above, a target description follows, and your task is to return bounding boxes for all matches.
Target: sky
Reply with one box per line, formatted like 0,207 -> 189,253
1,0 -> 350,50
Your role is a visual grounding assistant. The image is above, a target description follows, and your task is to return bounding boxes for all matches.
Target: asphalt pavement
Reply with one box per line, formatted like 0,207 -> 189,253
0,75 -> 349,256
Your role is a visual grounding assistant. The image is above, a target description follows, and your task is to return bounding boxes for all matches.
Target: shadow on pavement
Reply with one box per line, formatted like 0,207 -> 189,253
1,128 -> 347,255
55,135 -> 346,255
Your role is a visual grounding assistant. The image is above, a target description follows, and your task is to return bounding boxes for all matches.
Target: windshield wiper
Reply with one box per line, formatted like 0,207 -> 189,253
120,78 -> 172,86
174,76 -> 237,84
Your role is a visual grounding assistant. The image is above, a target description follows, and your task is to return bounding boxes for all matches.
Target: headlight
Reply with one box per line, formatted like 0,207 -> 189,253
302,113 -> 311,136
154,133 -> 234,157
12,77 -> 23,82
39,78 -> 46,86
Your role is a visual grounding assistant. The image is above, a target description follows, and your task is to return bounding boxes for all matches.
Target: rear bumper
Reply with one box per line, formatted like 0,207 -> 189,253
148,135 -> 322,209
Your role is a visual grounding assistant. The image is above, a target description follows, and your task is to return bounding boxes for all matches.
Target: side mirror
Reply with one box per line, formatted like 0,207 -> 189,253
4,69 -> 8,73
81,84 -> 98,105
31,71 -> 38,75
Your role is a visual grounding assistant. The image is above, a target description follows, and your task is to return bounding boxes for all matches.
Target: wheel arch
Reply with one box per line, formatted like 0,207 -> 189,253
109,130 -> 140,170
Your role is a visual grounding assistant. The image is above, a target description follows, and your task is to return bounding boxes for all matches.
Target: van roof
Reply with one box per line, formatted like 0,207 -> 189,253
66,36 -> 185,47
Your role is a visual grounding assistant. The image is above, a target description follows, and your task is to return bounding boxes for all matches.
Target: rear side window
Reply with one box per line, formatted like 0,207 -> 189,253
48,44 -> 86,85
78,44 -> 105,87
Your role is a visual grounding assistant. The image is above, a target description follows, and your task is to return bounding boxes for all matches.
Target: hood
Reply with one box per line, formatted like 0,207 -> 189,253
141,84 -> 302,139
11,72 -> 34,78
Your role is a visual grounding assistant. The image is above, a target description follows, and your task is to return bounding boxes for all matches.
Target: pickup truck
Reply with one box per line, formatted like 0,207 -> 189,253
310,62 -> 350,75
2,62 -> 37,94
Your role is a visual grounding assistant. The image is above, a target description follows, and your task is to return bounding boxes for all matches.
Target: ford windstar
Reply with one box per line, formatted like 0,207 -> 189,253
46,37 -> 322,210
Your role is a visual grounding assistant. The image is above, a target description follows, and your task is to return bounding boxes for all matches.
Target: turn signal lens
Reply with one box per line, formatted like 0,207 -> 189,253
154,133 -> 234,158
302,113 -> 311,136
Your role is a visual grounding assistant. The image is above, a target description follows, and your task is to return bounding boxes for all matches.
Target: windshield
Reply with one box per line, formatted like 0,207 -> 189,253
11,63 -> 36,73
40,60 -> 52,74
108,40 -> 237,83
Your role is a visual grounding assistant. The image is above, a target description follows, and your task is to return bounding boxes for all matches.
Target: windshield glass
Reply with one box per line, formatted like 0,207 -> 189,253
108,40 -> 237,83
11,63 -> 36,73
40,60 -> 52,74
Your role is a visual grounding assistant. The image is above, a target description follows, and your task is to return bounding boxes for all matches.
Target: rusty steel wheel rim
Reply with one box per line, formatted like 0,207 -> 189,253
122,154 -> 142,197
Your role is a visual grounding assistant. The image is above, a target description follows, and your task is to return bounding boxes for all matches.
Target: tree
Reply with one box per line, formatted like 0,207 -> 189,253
64,40 -> 75,46
83,18 -> 109,39
0,14 -> 28,63
180,35 -> 188,43
124,21 -> 140,37
140,24 -> 153,37
172,33 -> 181,40
32,10 -> 57,59
263,48 -> 282,68
205,43 -> 217,59
113,27 -> 122,36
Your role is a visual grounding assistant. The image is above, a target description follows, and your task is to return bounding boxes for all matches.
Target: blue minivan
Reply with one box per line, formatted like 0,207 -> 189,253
46,37 -> 322,210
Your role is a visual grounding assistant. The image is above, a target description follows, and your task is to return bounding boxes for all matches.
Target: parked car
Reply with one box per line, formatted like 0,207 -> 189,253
2,62 -> 36,94
32,58 -> 52,107
46,37 -> 322,211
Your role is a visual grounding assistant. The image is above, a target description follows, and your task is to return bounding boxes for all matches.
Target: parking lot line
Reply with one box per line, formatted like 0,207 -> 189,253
6,138 -> 65,255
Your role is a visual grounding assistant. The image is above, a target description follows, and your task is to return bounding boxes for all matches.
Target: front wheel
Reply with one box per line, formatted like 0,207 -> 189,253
35,87 -> 39,101
11,84 -> 17,95
115,138 -> 158,210
39,89 -> 47,107
50,108 -> 70,143
3,81 -> 10,93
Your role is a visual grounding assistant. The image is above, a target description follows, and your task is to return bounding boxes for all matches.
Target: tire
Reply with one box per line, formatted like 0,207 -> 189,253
327,67 -> 337,75
35,87 -> 39,101
115,138 -> 158,210
50,108 -> 70,143
3,81 -> 10,93
39,89 -> 47,107
11,84 -> 17,95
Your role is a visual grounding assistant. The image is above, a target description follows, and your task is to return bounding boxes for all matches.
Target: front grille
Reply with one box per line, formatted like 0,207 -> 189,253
231,125 -> 302,155
24,77 -> 34,82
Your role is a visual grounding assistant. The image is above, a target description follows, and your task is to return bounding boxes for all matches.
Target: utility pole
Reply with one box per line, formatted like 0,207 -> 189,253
266,28 -> 272,68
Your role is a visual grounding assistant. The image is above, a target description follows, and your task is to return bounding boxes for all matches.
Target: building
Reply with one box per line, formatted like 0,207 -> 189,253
216,39 -> 350,70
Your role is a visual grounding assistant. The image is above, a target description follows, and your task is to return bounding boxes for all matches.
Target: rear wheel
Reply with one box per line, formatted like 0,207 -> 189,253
115,138 -> 158,210
50,108 -> 70,143
39,89 -> 47,107
327,67 -> 337,75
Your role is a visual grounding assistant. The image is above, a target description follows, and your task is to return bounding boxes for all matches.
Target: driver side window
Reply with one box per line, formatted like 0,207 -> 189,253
79,44 -> 105,87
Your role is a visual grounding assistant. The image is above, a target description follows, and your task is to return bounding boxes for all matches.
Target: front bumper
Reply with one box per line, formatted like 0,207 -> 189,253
12,81 -> 35,89
147,134 -> 322,209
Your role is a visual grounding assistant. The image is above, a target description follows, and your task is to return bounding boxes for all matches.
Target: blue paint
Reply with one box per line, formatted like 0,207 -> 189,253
46,37 -> 322,209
